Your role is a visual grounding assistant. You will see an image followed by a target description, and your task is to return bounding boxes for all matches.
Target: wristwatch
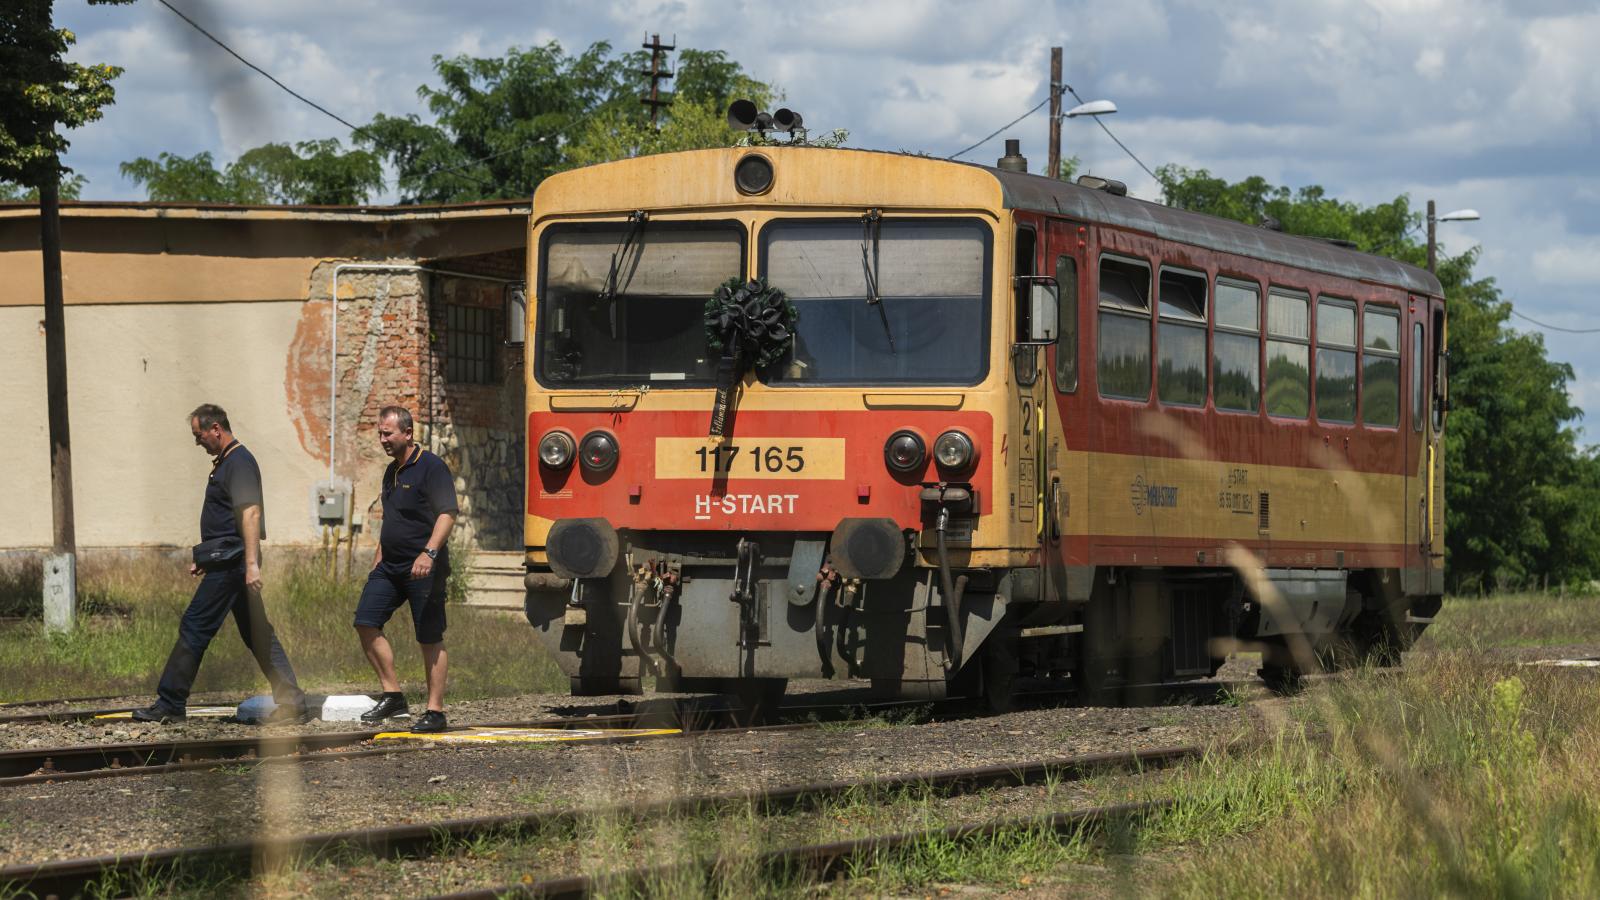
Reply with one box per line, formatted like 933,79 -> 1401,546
425,548 -> 438,560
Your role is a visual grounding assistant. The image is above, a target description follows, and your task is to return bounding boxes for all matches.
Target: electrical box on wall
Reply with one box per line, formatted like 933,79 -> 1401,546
312,480 -> 351,526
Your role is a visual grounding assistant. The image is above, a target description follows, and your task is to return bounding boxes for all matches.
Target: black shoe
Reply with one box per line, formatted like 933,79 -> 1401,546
263,702 -> 312,725
131,704 -> 185,724
361,693 -> 409,723
413,710 -> 447,733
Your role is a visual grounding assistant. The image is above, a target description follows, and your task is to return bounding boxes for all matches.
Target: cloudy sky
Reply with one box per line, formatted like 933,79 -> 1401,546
57,0 -> 1600,426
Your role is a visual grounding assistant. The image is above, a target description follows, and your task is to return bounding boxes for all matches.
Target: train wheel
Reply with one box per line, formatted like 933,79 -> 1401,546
730,678 -> 787,725
570,676 -> 642,696
1258,642 -> 1304,695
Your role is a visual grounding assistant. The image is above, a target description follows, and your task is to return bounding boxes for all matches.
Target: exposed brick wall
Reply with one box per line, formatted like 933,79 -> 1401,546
421,248 -> 527,552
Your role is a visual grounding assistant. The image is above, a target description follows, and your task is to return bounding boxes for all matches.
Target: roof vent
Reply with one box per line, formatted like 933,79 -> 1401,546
1076,175 -> 1127,196
997,139 -> 1028,173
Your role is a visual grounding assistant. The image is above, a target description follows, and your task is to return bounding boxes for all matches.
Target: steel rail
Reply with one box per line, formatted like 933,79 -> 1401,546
0,743 -> 1202,899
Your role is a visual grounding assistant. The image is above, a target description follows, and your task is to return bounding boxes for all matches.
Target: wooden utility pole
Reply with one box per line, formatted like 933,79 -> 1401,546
1047,47 -> 1063,180
640,33 -> 676,126
1426,199 -> 1437,273
40,168 -> 77,632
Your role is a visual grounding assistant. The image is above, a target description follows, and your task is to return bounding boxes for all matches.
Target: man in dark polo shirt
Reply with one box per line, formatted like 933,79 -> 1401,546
354,405 -> 458,733
134,404 -> 307,723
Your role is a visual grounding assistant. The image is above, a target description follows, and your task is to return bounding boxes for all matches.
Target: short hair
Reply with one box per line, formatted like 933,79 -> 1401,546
189,403 -> 231,433
379,405 -> 414,433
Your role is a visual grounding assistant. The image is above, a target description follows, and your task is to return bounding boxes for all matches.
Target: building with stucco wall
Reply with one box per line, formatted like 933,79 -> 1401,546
0,200 -> 530,556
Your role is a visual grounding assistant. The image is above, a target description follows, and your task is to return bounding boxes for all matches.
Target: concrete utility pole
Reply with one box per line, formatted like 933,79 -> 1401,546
39,169 -> 77,633
1047,47 -> 1063,180
640,33 -> 676,127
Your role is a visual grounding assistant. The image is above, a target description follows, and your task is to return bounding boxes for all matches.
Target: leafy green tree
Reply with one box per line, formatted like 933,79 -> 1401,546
0,173 -> 83,200
359,42 -> 776,203
1157,165 -> 1600,591
121,138 -> 381,205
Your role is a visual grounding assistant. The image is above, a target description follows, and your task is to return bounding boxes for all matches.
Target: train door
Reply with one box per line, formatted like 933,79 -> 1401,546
1011,218 -> 1046,542
1043,218 -> 1084,595
1428,297 -> 1447,592
1406,299 -> 1428,576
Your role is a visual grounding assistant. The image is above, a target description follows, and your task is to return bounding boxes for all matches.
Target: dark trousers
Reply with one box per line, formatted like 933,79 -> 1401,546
155,566 -> 304,713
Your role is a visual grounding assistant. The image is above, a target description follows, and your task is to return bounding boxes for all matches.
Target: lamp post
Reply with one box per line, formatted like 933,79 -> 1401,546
1046,47 -> 1117,179
1427,199 -> 1480,273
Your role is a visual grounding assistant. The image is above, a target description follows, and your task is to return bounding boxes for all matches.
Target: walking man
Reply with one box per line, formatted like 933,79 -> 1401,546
135,404 -> 307,723
354,406 -> 458,732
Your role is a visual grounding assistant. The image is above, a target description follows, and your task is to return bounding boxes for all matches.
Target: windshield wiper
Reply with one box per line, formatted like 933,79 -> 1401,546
599,210 -> 649,338
860,208 -> 895,354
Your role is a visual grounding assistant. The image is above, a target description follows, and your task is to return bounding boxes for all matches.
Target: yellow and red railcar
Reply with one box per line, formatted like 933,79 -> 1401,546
521,143 -> 1446,705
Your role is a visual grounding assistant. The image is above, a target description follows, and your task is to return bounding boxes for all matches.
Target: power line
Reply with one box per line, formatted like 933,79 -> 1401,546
154,0 -> 510,194
947,96 -> 1051,160
1510,308 -> 1600,334
1062,85 -> 1158,181
155,0 -> 362,133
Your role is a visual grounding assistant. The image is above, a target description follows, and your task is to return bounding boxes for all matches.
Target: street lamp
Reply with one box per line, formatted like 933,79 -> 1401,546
1046,48 -> 1118,178
1427,200 -> 1480,273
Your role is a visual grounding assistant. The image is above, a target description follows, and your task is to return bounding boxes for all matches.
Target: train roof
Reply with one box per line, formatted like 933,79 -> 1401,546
979,164 -> 1442,297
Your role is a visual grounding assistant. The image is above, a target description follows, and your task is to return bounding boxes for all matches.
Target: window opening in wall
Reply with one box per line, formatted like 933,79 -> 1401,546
1266,288 -> 1309,418
1316,298 -> 1357,423
447,303 -> 497,384
1055,255 -> 1079,392
1431,306 -> 1447,433
1213,278 -> 1260,412
1096,254 -> 1151,400
1412,322 -> 1425,432
1363,307 -> 1401,427
1157,267 -> 1208,406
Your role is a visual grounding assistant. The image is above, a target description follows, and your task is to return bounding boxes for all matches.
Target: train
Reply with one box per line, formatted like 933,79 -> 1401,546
518,130 -> 1446,710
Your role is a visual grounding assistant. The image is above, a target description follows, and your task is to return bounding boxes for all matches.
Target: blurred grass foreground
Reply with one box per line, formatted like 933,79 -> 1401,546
0,549 -> 564,704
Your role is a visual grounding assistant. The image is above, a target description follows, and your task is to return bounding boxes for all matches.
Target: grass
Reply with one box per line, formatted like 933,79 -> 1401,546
0,548 -> 565,703
1421,589 -> 1600,650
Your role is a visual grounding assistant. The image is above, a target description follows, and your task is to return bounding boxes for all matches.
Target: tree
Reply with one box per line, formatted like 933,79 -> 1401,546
1,0 -> 132,631
1157,166 -> 1600,591
0,173 -> 84,200
121,138 -> 381,205
358,42 -> 776,204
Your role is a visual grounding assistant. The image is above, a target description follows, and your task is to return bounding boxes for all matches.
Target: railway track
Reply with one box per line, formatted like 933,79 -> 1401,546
0,743 -> 1205,898
0,677 -> 1258,787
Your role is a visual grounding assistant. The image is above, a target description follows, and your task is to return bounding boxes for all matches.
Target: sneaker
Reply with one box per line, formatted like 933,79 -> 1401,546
360,693 -> 409,723
131,704 -> 185,724
413,710 -> 448,733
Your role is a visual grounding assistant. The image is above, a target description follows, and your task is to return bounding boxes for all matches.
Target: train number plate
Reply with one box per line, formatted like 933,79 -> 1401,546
654,438 -> 845,480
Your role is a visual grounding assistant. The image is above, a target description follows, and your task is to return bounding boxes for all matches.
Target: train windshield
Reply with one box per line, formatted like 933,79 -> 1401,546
536,221 -> 744,386
760,218 -> 990,385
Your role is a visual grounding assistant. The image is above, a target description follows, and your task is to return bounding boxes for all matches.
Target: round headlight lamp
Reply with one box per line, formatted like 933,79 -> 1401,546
933,430 -> 976,470
884,430 -> 926,473
578,430 -> 619,473
538,430 -> 575,468
734,154 -> 774,195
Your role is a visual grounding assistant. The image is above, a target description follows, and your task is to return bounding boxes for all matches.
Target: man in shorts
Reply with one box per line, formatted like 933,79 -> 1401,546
134,404 -> 307,723
354,406 -> 458,732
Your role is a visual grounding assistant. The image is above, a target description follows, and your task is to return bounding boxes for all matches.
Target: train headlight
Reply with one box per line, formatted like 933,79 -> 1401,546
734,154 -> 774,195
538,431 -> 576,468
578,430 -> 619,473
933,430 -> 976,470
884,430 -> 926,473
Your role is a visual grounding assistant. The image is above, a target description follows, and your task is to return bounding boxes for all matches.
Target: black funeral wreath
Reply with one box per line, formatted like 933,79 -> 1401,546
703,277 -> 798,435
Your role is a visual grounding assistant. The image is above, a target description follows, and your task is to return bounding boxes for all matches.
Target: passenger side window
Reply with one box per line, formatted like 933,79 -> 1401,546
1213,279 -> 1260,412
1157,267 -> 1207,406
1096,255 -> 1152,400
1363,307 -> 1401,427
1055,255 -> 1078,393
1265,289 -> 1310,418
1316,298 -> 1357,423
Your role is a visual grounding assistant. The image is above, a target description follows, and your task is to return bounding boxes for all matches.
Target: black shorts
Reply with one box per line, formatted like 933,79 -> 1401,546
354,560 -> 449,644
